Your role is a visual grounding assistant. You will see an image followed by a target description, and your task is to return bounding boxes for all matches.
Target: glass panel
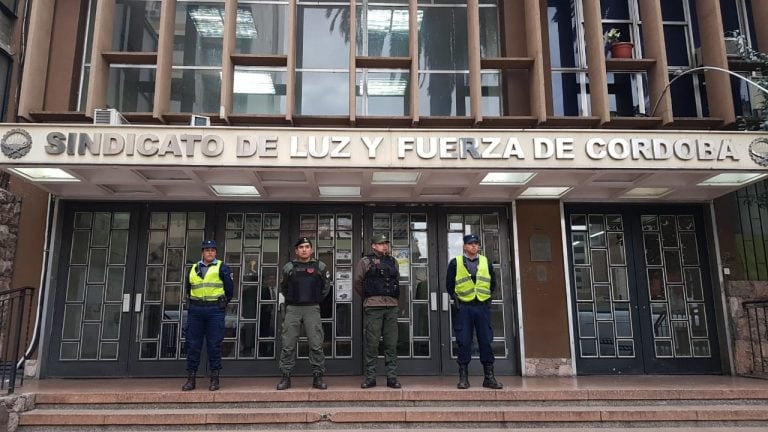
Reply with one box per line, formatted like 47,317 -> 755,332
164,284 -> 181,315
241,285 -> 258,319
672,321 -> 692,357
107,67 -> 156,112
655,339 -> 673,357
186,231 -> 204,264
577,303 -> 596,338
243,251 -> 260,283
684,268 -> 703,301
668,285 -> 687,319
244,214 -> 262,247
80,323 -> 100,359
169,68 -> 222,113
551,72 -> 585,116
644,233 -> 662,265
664,250 -> 683,284
84,285 -> 104,321
62,304 -> 83,340
92,213 -> 111,247
148,231 -> 166,264
547,0 -> 578,68
109,230 -> 129,265
412,267 -> 429,300
168,213 -> 186,247
677,215 -> 695,230
145,267 -> 164,302
591,250 -> 609,283
239,322 -> 256,358
113,0 -> 162,52
165,249 -> 185,283
100,342 -> 119,360
297,76 -> 350,115
105,267 -> 124,302
259,304 -> 276,337
142,304 -> 162,339
173,2 -> 224,66
571,232 -> 589,265
357,6 -> 409,57
594,285 -> 612,320
233,68 -> 287,115
597,321 -> 616,356
617,339 -> 634,358
412,303 -> 429,337
188,212 -> 205,229
580,339 -> 598,357
651,303 -> 670,337
87,249 -> 108,284
66,267 -> 87,302
297,5 -> 350,68
150,212 -> 167,230
574,267 -> 593,301
227,213 -> 243,230
335,340 -> 351,357
606,215 -> 623,231
140,342 -> 158,359
641,215 -> 659,231
418,6 -> 468,69
480,71 -> 502,116
570,214 -> 587,231
261,267 -> 279,300
75,212 -> 93,229
588,215 -> 606,247
479,5 -> 500,58
411,231 -> 428,264
71,231 -> 91,265
264,213 -> 280,230
688,303 -> 708,338
235,3 -> 288,55
692,339 -> 711,357
614,303 -> 632,337
659,216 -> 678,248
397,321 -> 410,356
262,231 -> 280,264
356,70 -> 410,116
336,303 -> 351,337
611,267 -> 629,301
160,323 -> 179,358
679,232 -> 699,266
102,304 -> 122,340
413,340 -> 430,357
648,268 -> 665,300
418,72 -> 471,116
607,233 -> 625,265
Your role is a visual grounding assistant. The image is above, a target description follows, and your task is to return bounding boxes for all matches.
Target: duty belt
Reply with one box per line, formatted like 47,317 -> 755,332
189,298 -> 219,307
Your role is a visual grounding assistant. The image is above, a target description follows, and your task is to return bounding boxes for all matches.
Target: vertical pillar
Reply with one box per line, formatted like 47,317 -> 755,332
153,0 -> 176,121
85,0 -> 116,117
349,0 -> 357,123
638,0 -> 672,123
17,0 -> 55,119
523,0 -> 547,121
220,0 -> 237,122
409,0 -> 419,123
581,0 -> 609,122
286,0 -> 297,122
467,0 -> 482,123
753,1 -> 768,52
695,0 -> 735,124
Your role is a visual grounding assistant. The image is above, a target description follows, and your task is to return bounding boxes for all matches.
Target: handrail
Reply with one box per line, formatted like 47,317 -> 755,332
0,286 -> 35,394
743,300 -> 768,378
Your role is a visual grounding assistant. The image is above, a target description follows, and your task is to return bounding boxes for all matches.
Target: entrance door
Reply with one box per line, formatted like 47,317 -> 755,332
565,205 -> 721,374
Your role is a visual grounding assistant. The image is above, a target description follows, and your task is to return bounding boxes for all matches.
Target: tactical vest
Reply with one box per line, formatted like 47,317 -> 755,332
454,255 -> 492,302
189,261 -> 225,301
363,254 -> 400,298
284,261 -> 324,305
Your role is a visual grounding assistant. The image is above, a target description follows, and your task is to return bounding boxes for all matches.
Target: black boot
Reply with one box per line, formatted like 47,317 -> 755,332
312,372 -> 327,390
276,373 -> 291,390
182,371 -> 196,391
457,364 -> 469,389
209,369 -> 220,391
361,377 -> 377,388
482,363 -> 502,389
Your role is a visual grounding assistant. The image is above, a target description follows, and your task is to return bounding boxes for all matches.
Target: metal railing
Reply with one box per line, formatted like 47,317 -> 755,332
0,286 -> 34,394
744,300 -> 768,378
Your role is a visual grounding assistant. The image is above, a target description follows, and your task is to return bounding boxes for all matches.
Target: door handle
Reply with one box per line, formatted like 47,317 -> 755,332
442,292 -> 450,311
122,294 -> 131,312
134,293 -> 142,312
430,292 -> 437,311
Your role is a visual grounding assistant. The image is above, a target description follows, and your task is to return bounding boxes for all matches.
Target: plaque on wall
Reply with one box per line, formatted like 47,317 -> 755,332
530,233 -> 551,262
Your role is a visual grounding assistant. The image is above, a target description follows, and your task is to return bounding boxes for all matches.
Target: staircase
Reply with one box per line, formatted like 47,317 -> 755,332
15,376 -> 768,431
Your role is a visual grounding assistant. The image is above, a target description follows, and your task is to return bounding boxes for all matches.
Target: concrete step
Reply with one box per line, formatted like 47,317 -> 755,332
18,405 -> 768,427
17,428 -> 768,432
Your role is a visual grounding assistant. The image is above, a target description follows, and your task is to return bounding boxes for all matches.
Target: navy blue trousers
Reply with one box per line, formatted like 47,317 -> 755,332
185,304 -> 225,372
453,302 -> 494,366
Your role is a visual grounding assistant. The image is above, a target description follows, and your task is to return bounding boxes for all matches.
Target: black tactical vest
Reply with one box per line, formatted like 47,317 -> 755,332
363,254 -> 400,298
284,261 -> 323,305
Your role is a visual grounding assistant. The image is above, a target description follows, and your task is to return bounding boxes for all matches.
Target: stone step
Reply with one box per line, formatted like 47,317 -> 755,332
16,428 -> 768,432
18,405 -> 768,427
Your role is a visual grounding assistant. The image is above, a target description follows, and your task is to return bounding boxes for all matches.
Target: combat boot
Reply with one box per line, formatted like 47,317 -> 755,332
360,377 -> 376,388
181,371 -> 196,391
209,369 -> 220,391
276,373 -> 291,390
457,364 -> 469,389
482,364 -> 503,389
312,372 -> 328,390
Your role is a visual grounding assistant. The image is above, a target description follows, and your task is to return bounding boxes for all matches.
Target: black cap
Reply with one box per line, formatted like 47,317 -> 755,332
463,234 -> 481,244
371,234 -> 390,244
294,237 -> 312,247
201,240 -> 217,249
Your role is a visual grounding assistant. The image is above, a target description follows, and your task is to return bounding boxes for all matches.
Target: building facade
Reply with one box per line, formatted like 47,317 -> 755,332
1,0 -> 767,378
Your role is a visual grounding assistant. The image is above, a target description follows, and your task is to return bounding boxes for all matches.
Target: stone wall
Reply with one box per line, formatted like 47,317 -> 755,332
0,188 -> 21,292
0,393 -> 35,432
524,357 -> 573,376
725,281 -> 768,376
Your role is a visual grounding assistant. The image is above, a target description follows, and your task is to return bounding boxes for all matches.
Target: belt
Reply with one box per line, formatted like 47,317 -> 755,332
457,299 -> 489,306
189,298 -> 219,306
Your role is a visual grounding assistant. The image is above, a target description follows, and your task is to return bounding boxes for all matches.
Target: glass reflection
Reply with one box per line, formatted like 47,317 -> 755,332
235,2 -> 288,55
107,67 -> 156,113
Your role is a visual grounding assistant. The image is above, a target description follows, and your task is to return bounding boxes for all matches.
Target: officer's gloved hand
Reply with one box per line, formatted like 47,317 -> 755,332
217,296 -> 228,310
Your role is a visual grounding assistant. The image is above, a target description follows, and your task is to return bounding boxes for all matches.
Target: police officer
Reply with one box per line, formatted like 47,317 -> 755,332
445,234 -> 502,390
276,237 -> 331,390
182,240 -> 233,391
354,234 -> 401,389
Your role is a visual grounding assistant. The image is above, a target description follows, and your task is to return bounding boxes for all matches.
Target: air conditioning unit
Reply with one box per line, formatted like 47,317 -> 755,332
190,115 -> 211,127
93,108 -> 128,125
724,37 -> 741,58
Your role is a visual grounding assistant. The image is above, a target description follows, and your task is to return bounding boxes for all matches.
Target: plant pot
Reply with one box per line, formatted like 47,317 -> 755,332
610,42 -> 634,59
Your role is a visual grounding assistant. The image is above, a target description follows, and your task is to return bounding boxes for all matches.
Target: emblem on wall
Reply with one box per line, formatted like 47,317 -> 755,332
749,137 -> 768,167
1,128 -> 32,159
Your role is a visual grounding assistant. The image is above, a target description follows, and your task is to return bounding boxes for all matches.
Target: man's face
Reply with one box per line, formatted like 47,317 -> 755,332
372,241 -> 389,254
463,241 -> 480,255
295,243 -> 313,261
202,247 -> 217,263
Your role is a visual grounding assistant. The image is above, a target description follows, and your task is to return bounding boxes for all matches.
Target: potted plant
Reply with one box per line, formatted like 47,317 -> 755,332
604,28 -> 634,59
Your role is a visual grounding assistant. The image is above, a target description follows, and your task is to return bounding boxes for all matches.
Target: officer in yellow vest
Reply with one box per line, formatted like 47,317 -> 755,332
182,240 -> 233,391
445,234 -> 502,389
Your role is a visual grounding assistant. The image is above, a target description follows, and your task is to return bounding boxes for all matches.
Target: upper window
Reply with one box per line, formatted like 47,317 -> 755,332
112,0 -> 162,52
236,0 -> 289,55
720,0 -> 757,48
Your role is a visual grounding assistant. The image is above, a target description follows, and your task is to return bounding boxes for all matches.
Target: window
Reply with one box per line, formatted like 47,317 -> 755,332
662,0 -> 708,117
77,0 -> 98,111
547,0 -> 589,116
112,1 -> 162,52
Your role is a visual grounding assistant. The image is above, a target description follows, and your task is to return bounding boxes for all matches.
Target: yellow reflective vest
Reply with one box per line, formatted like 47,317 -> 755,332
189,261 -> 225,301
454,255 -> 492,302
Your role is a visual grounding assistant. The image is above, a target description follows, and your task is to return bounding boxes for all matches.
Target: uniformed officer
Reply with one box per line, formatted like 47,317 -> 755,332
182,240 -> 234,391
276,237 -> 331,390
354,234 -> 401,389
445,234 -> 503,390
